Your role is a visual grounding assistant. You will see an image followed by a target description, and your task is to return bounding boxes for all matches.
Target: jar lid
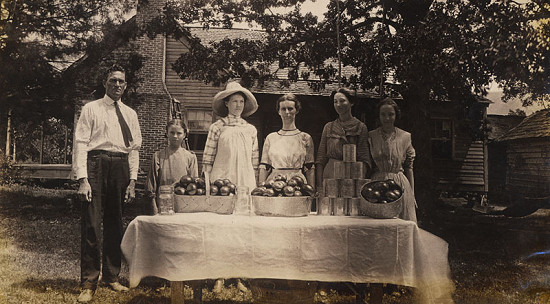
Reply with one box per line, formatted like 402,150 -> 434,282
159,185 -> 173,194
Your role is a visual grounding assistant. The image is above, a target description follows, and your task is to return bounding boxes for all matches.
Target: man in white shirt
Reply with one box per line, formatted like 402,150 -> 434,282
73,65 -> 142,303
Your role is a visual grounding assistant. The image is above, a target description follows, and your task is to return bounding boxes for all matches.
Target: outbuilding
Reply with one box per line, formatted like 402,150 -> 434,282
494,109 -> 550,200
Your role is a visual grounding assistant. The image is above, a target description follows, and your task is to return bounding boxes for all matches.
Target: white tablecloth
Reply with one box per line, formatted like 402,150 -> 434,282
121,213 -> 454,302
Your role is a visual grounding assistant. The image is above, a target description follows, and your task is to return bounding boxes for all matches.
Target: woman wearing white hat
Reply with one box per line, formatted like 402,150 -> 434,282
202,81 -> 259,191
202,81 -> 259,293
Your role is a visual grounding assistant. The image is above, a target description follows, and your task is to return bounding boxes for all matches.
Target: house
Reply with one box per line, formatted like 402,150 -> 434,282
494,109 -> 550,200
66,0 -> 493,197
486,114 -> 525,201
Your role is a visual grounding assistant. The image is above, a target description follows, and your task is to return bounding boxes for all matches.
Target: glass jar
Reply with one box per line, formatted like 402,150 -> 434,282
158,185 -> 175,215
233,186 -> 251,216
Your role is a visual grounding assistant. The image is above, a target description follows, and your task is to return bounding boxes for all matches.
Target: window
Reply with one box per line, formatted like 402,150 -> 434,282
187,132 -> 208,151
430,119 -> 453,159
185,109 -> 213,152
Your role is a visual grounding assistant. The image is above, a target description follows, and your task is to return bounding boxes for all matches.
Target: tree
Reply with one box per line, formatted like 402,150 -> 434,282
146,0 -> 548,214
0,0 -> 136,160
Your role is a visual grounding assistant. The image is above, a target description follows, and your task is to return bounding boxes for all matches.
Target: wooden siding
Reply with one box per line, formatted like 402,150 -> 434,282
435,140 -> 487,191
165,38 -> 223,109
505,140 -> 550,197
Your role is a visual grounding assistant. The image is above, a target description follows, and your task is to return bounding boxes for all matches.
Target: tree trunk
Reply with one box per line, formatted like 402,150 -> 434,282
63,126 -> 68,164
5,108 -> 12,158
39,121 -> 44,164
401,86 -> 435,221
13,135 -> 16,162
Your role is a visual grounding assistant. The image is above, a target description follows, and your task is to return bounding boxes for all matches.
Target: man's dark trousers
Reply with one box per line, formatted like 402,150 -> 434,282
81,152 -> 129,289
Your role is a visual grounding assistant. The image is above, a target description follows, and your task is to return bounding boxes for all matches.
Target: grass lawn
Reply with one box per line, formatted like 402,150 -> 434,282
0,184 -> 549,303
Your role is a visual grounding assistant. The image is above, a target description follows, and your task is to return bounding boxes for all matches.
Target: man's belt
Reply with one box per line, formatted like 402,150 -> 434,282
88,150 -> 128,158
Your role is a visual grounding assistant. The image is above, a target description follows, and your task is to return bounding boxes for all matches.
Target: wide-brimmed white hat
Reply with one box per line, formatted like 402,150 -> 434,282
212,81 -> 258,117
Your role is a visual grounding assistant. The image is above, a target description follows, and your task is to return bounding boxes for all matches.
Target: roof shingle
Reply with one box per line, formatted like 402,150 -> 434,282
496,109 -> 550,142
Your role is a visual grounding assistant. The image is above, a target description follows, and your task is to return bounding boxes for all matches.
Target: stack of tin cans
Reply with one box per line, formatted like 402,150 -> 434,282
318,144 -> 369,216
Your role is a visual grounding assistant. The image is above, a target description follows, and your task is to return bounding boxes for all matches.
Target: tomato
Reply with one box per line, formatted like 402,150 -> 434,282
373,181 -> 389,192
186,183 -> 197,195
393,189 -> 402,198
294,190 -> 302,196
290,176 -> 304,187
223,178 -> 232,186
301,184 -> 315,196
227,183 -> 237,194
213,179 -> 225,188
287,178 -> 298,187
196,188 -> 205,195
210,185 -> 219,196
386,179 -> 399,191
263,188 -> 276,197
264,179 -> 275,188
385,190 -> 399,202
361,186 -> 380,203
274,174 -> 287,182
219,186 -> 231,196
179,175 -> 193,187
174,186 -> 186,195
194,177 -> 206,189
283,185 -> 295,196
273,181 -> 286,192
251,187 -> 265,196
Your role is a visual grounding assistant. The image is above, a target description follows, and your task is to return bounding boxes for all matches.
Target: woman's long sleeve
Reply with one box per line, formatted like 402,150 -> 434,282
316,124 -> 329,167
403,133 -> 415,170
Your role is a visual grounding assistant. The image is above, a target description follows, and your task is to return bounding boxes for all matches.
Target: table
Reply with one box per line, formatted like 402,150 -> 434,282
121,213 -> 454,303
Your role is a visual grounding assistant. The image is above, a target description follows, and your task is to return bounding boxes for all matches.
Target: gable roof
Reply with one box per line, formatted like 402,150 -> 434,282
187,27 -> 381,97
486,114 -> 525,141
496,109 -> 550,142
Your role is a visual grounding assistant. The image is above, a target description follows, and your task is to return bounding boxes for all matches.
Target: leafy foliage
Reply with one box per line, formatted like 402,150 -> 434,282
0,0 -> 136,124
146,0 -> 548,106
0,152 -> 18,185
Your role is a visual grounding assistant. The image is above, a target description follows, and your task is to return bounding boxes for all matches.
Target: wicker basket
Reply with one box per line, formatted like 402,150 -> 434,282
250,279 -> 317,304
174,194 -> 235,214
252,196 -> 312,217
358,181 -> 403,219
174,172 -> 235,214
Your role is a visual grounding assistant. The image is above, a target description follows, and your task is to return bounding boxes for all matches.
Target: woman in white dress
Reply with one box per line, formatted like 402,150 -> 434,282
202,81 -> 259,294
367,97 -> 417,222
202,81 -> 259,192
259,93 -> 315,187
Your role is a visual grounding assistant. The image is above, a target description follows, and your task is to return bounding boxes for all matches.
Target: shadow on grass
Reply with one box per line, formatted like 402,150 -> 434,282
0,185 -> 151,258
12,277 -> 80,294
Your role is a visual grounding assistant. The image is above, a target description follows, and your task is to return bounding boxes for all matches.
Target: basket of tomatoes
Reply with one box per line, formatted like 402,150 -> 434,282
173,174 -> 236,215
359,179 -> 403,219
250,175 -> 315,217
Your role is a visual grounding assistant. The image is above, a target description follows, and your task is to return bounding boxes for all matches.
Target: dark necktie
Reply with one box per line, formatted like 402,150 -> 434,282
114,101 -> 133,147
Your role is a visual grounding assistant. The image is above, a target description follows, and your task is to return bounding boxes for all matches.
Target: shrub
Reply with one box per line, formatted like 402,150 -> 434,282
0,154 -> 19,185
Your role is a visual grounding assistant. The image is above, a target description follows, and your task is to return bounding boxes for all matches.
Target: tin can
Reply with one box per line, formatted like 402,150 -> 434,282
333,161 -> 346,179
340,179 -> 355,198
348,198 -> 360,216
344,163 -> 351,178
343,144 -> 357,162
317,197 -> 332,215
324,179 -> 340,198
350,162 -> 364,179
333,198 -> 346,216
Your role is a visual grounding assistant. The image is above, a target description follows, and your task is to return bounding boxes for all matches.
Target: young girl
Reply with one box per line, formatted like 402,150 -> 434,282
146,119 -> 198,215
